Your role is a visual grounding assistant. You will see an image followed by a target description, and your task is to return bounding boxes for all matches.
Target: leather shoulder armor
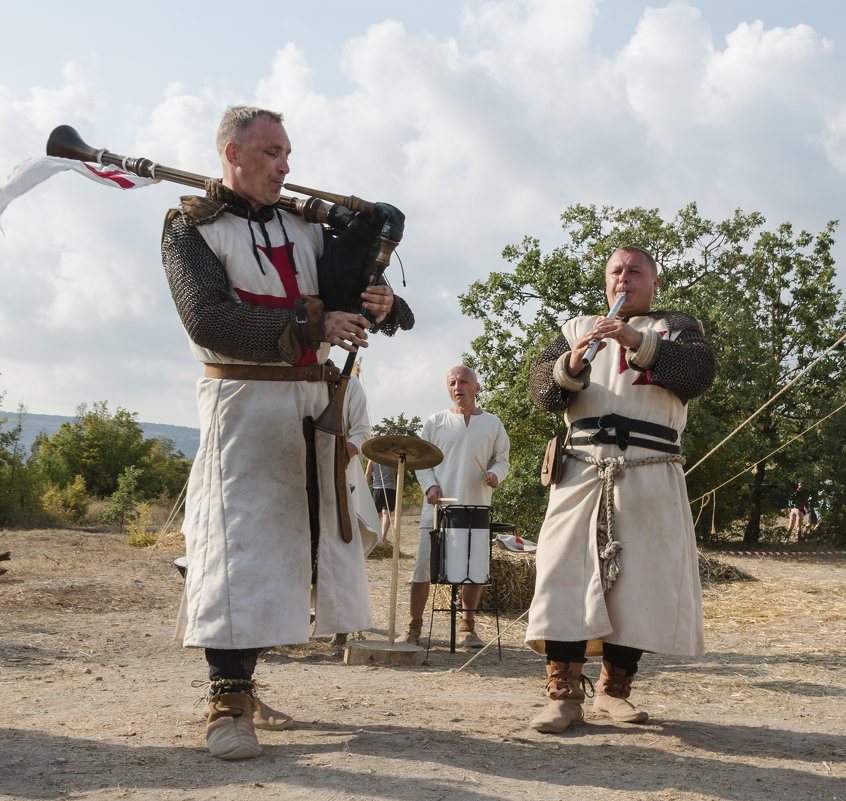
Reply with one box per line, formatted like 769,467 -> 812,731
180,195 -> 228,226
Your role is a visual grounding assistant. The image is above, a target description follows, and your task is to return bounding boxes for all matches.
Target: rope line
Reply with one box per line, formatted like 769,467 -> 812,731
717,550 -> 846,557
689,399 -> 846,506
684,331 -> 846,477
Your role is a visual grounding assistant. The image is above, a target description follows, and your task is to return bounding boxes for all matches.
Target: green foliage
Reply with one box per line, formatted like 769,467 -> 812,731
459,203 -> 846,542
62,475 -> 90,522
35,402 -> 149,498
40,475 -> 89,526
125,501 -> 157,547
1,393 -> 192,528
372,414 -> 423,438
97,466 -> 143,533
0,401 -> 48,526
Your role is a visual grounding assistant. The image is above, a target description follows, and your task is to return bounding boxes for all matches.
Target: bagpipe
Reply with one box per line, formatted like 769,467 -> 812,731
45,125 -> 405,436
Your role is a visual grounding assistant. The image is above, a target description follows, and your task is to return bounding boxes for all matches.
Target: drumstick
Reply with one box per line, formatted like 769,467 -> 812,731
474,456 -> 488,478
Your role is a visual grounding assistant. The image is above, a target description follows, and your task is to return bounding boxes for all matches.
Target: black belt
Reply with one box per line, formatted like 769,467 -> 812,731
569,414 -> 681,454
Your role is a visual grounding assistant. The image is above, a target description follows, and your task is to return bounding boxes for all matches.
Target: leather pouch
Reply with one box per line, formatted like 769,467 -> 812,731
541,435 -> 564,486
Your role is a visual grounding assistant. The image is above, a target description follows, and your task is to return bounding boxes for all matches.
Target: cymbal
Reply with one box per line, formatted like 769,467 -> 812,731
362,435 -> 443,470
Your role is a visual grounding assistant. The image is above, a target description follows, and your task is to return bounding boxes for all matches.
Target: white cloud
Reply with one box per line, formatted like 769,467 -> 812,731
1,0 -> 845,430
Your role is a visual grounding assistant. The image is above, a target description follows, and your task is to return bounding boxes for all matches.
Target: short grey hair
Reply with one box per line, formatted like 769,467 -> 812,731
611,245 -> 658,274
216,106 -> 284,157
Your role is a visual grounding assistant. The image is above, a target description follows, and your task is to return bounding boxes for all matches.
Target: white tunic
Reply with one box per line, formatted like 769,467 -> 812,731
179,210 -> 372,649
415,410 -> 511,531
525,314 -> 705,657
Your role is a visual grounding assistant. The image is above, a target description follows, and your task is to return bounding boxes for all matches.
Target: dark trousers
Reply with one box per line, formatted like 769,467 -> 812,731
545,640 -> 643,675
205,648 -> 261,682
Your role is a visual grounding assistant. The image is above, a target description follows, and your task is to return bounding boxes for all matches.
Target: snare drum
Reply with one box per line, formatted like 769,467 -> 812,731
430,504 -> 491,584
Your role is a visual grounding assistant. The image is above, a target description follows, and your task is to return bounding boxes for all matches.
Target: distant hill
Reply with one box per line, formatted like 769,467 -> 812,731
0,411 -> 200,460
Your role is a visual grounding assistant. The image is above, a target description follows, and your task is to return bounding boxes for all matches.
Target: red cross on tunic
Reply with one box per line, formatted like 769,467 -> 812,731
618,331 -> 667,386
233,242 -> 318,365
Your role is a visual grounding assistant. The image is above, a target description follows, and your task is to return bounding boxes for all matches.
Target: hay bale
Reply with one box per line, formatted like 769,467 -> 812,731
431,548 -> 751,617
432,549 -> 536,615
698,549 -> 756,584
367,540 -> 395,560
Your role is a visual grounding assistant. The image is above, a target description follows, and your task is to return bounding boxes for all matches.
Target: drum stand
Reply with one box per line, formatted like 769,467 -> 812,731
344,435 -> 443,667
425,501 -> 502,660
426,581 -> 502,660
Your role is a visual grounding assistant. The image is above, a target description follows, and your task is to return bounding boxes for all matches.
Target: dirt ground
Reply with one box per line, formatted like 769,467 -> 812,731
0,519 -> 844,801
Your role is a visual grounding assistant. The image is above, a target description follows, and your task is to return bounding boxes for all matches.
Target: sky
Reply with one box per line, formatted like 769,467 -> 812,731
1,0 -> 845,433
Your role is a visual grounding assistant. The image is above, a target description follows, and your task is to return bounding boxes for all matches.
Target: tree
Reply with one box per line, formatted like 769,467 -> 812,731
97,466 -> 143,532
34,402 -> 149,497
459,203 -> 846,543
370,414 -> 424,505
372,414 -> 423,439
0,400 -> 46,525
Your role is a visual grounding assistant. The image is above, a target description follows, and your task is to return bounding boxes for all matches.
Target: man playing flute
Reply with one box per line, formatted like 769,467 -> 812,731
525,246 -> 715,733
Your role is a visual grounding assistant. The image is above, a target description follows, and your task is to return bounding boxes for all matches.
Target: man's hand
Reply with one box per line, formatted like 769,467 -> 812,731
360,279 -> 394,324
568,317 -> 644,374
426,485 -> 443,505
484,472 -> 499,488
324,311 -> 370,352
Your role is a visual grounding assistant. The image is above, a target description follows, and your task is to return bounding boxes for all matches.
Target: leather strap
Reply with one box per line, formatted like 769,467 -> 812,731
334,436 -> 353,543
570,413 -> 680,454
569,433 -> 681,454
571,414 -> 677,442
204,363 -> 340,383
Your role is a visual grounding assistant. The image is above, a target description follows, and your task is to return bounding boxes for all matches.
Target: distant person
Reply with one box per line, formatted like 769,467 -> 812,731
525,246 -> 715,734
402,365 -> 510,649
366,459 -> 397,544
806,506 -> 818,535
787,482 -> 806,541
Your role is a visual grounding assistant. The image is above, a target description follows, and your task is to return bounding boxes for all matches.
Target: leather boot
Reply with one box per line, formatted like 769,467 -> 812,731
401,617 -> 423,646
593,659 -> 649,723
252,695 -> 293,731
530,661 -> 587,733
206,691 -> 262,759
457,617 -> 484,649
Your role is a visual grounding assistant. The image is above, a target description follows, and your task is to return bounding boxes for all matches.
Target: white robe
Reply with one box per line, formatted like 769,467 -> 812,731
178,210 -> 371,649
343,376 -> 380,557
415,410 -> 511,531
525,314 -> 705,657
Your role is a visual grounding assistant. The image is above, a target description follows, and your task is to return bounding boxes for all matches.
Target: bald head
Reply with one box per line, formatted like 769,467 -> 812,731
446,365 -> 481,414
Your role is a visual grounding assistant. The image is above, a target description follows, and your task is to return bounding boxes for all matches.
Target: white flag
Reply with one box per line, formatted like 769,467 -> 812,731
0,156 -> 159,222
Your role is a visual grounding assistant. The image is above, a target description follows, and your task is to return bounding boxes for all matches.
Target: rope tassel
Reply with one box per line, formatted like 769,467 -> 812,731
568,450 -> 685,591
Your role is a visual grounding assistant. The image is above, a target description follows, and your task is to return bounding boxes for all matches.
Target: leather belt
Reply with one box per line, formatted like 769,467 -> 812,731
204,363 -> 340,383
569,413 -> 681,454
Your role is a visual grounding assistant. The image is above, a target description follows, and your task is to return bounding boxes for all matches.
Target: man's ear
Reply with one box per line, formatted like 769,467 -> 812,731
224,141 -> 239,166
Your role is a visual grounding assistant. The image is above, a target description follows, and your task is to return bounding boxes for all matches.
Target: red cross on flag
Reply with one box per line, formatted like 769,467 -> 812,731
0,156 -> 159,222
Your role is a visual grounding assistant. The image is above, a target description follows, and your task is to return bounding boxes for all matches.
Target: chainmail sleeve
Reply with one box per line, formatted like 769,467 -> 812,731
162,211 -> 300,363
373,294 -> 414,336
530,333 -> 577,412
641,312 -> 716,404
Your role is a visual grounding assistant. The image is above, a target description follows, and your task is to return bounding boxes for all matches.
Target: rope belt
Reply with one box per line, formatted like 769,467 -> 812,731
566,449 -> 686,592
204,363 -> 340,383
569,413 -> 681,454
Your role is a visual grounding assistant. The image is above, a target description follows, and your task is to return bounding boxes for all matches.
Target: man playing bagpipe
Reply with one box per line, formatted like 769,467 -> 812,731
162,105 -> 412,759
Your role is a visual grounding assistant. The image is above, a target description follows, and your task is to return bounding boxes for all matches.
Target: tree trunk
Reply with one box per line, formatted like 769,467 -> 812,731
743,459 -> 766,544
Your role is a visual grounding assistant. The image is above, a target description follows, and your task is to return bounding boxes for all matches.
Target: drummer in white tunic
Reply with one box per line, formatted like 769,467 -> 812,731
162,106 -> 413,759
402,366 -> 510,648
525,246 -> 715,734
